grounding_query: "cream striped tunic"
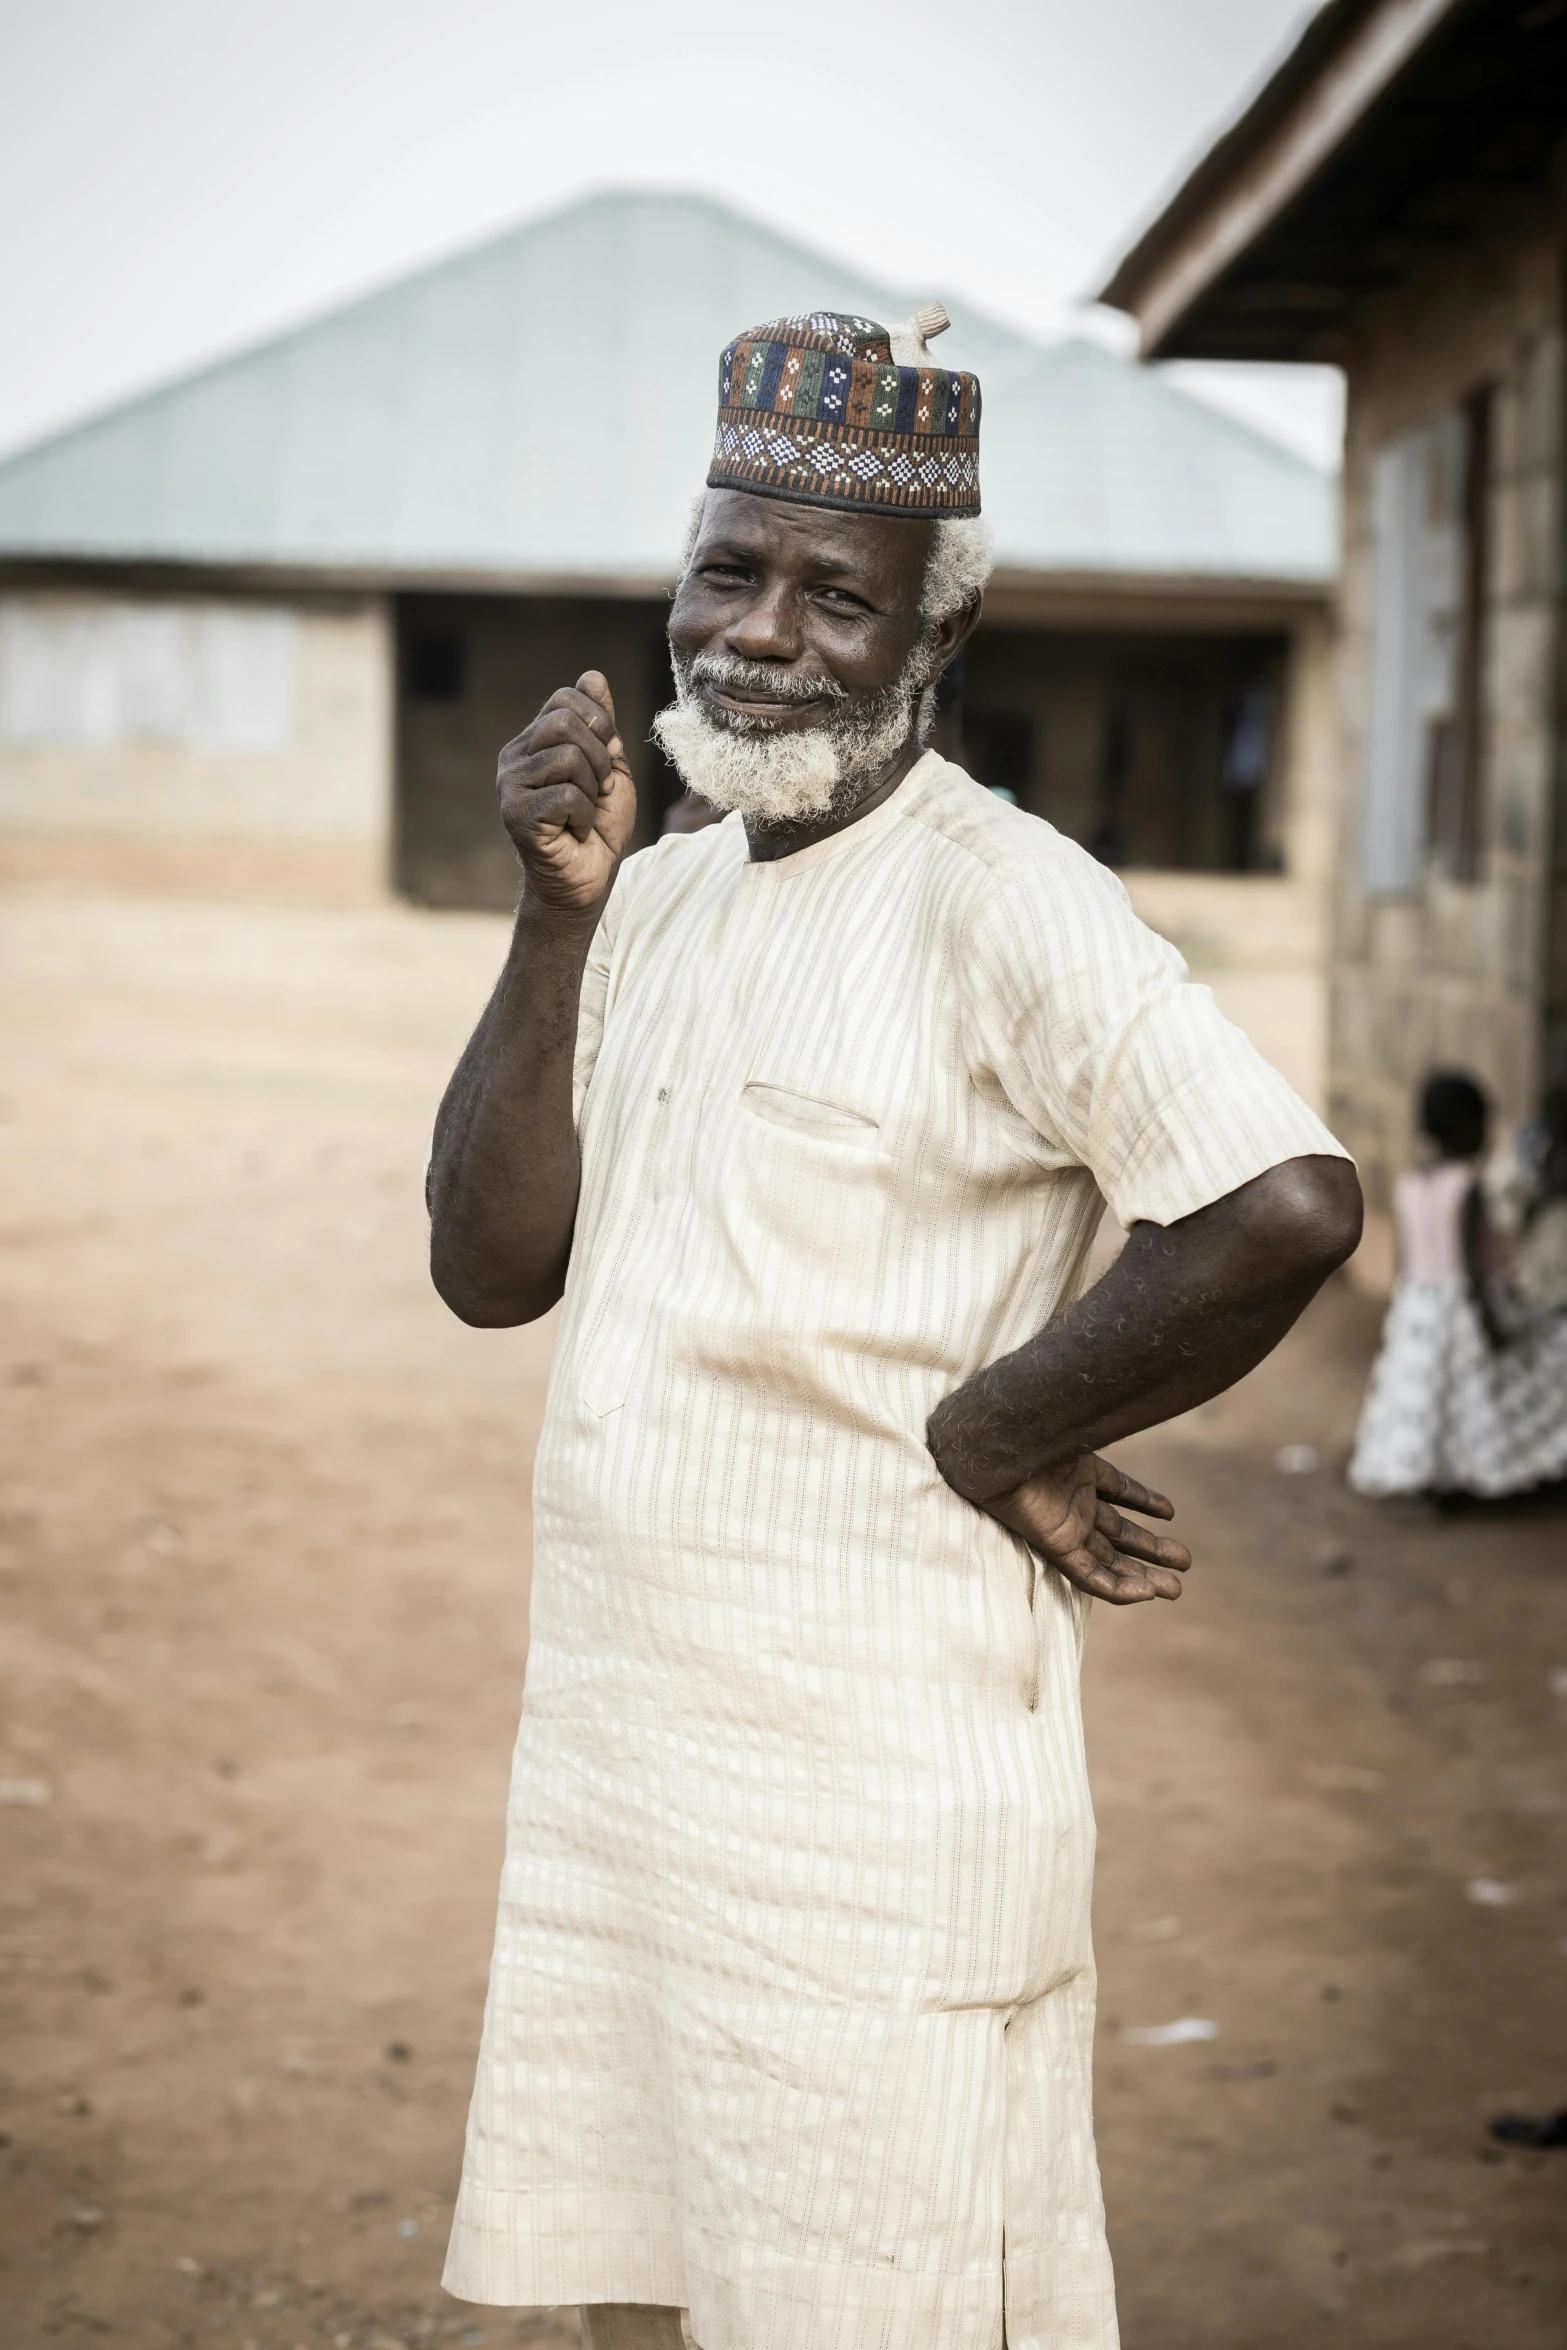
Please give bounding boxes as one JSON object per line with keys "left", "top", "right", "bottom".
{"left": 444, "top": 753, "right": 1343, "bottom": 2348}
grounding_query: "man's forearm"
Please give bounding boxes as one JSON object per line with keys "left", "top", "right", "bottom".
{"left": 927, "top": 1155, "right": 1362, "bottom": 1502}
{"left": 428, "top": 891, "right": 603, "bottom": 1326}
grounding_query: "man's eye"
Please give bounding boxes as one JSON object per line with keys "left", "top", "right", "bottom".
{"left": 700, "top": 564, "right": 750, "bottom": 585}
{"left": 815, "top": 589, "right": 868, "bottom": 612}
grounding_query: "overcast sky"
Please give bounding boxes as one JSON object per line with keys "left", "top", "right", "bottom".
{"left": 0, "top": 0, "right": 1343, "bottom": 468}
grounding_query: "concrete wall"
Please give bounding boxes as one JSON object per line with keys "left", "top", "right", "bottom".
{"left": 1330, "top": 206, "right": 1566, "bottom": 1228}
{"left": 0, "top": 574, "right": 1339, "bottom": 1124}
{"left": 0, "top": 588, "right": 393, "bottom": 900}
{"left": 1277, "top": 607, "right": 1338, "bottom": 893}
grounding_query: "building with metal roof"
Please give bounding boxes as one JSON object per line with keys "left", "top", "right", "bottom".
{"left": 0, "top": 189, "right": 1340, "bottom": 1093}
{"left": 1101, "top": 0, "right": 1567, "bottom": 1231}
{"left": 0, "top": 190, "right": 1333, "bottom": 591}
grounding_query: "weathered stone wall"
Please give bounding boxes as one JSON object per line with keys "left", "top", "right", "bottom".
{"left": 1278, "top": 607, "right": 1338, "bottom": 893}
{"left": 1331, "top": 205, "right": 1565, "bottom": 1221}
{"left": 0, "top": 589, "right": 393, "bottom": 900}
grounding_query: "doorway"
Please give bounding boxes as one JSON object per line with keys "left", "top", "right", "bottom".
{"left": 395, "top": 592, "right": 682, "bottom": 908}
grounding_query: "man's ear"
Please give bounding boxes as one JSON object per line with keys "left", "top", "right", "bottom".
{"left": 920, "top": 596, "right": 982, "bottom": 686}
{"left": 932, "top": 591, "right": 984, "bottom": 670}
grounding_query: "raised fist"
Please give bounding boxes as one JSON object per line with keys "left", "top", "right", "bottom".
{"left": 496, "top": 671, "right": 637, "bottom": 914}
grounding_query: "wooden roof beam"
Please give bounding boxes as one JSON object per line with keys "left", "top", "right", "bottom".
{"left": 1102, "top": 0, "right": 1464, "bottom": 354}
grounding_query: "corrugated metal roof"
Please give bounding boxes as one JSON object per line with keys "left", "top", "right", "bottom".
{"left": 985, "top": 338, "right": 1336, "bottom": 579}
{"left": 0, "top": 189, "right": 1335, "bottom": 586}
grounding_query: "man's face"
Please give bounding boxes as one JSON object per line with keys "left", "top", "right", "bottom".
{"left": 657, "top": 490, "right": 944, "bottom": 823}
{"left": 668, "top": 489, "right": 936, "bottom": 728}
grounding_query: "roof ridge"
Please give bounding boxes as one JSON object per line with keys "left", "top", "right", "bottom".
{"left": 0, "top": 191, "right": 1336, "bottom": 586}
{"left": 0, "top": 185, "right": 1037, "bottom": 481}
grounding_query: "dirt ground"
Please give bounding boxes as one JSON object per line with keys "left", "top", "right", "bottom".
{"left": 1, "top": 884, "right": 1565, "bottom": 2350}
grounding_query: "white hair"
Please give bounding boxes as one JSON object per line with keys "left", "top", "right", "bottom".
{"left": 652, "top": 638, "right": 939, "bottom": 824}
{"left": 920, "top": 515, "right": 994, "bottom": 622}
{"left": 677, "top": 491, "right": 709, "bottom": 577}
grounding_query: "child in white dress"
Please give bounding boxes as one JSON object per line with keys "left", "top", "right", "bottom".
{"left": 1350, "top": 1072, "right": 1567, "bottom": 1498}
{"left": 1487, "top": 1051, "right": 1567, "bottom": 1327}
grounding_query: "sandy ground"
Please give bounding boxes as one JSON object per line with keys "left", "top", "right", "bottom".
{"left": 1, "top": 886, "right": 1565, "bottom": 2350}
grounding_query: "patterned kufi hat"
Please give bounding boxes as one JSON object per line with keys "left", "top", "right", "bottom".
{"left": 707, "top": 305, "right": 981, "bottom": 519}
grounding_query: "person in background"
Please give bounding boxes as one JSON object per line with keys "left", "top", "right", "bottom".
{"left": 1486, "top": 1048, "right": 1567, "bottom": 1329}
{"left": 1350, "top": 1070, "right": 1567, "bottom": 1498}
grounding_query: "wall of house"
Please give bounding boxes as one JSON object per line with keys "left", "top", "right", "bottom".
{"left": 0, "top": 575, "right": 1340, "bottom": 1111}
{"left": 963, "top": 621, "right": 1294, "bottom": 871}
{"left": 1331, "top": 207, "right": 1565, "bottom": 1241}
{"left": 1120, "top": 618, "right": 1335, "bottom": 1112}
{"left": 390, "top": 591, "right": 1338, "bottom": 1099}
{"left": 394, "top": 591, "right": 682, "bottom": 910}
{"left": 0, "top": 587, "right": 393, "bottom": 899}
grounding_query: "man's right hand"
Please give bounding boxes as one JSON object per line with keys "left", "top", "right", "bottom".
{"left": 977, "top": 1453, "right": 1191, "bottom": 1606}
{"left": 498, "top": 670, "right": 637, "bottom": 914}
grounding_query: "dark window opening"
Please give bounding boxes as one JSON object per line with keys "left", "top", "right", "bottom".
{"left": 964, "top": 709, "right": 1034, "bottom": 804}
{"left": 1089, "top": 711, "right": 1132, "bottom": 867}
{"left": 391, "top": 598, "right": 1299, "bottom": 906}
{"left": 394, "top": 592, "right": 692, "bottom": 909}
{"left": 1221, "top": 678, "right": 1279, "bottom": 872}
{"left": 408, "top": 632, "right": 465, "bottom": 701}
{"left": 961, "top": 626, "right": 1289, "bottom": 874}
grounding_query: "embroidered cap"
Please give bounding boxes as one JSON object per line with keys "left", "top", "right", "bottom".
{"left": 706, "top": 305, "right": 981, "bottom": 518}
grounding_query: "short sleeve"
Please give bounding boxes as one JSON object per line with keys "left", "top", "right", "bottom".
{"left": 966, "top": 843, "right": 1350, "bottom": 1228}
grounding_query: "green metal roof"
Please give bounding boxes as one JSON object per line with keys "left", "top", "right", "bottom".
{"left": 0, "top": 190, "right": 1335, "bottom": 587}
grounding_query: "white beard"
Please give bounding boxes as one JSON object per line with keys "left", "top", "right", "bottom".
{"left": 651, "top": 648, "right": 937, "bottom": 824}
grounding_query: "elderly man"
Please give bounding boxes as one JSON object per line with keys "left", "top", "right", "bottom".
{"left": 431, "top": 308, "right": 1360, "bottom": 2350}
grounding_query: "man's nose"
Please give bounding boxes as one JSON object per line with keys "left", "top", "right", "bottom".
{"left": 724, "top": 580, "right": 803, "bottom": 665}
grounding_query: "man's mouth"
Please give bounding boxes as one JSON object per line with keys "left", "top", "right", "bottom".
{"left": 701, "top": 683, "right": 827, "bottom": 726}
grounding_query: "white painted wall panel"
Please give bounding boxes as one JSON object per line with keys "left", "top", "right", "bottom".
{"left": 0, "top": 591, "right": 391, "bottom": 876}
{"left": 0, "top": 598, "right": 298, "bottom": 751}
{"left": 1361, "top": 414, "right": 1464, "bottom": 895}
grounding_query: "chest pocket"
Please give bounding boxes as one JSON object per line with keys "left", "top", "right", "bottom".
{"left": 742, "top": 1082, "right": 880, "bottom": 1144}
{"left": 714, "top": 1080, "right": 893, "bottom": 1347}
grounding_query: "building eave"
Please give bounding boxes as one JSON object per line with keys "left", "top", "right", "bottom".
{"left": 0, "top": 550, "right": 1331, "bottom": 635}
{"left": 1100, "top": 0, "right": 1467, "bottom": 356}
{"left": 0, "top": 553, "right": 681, "bottom": 604}
{"left": 983, "top": 566, "right": 1329, "bottom": 632}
